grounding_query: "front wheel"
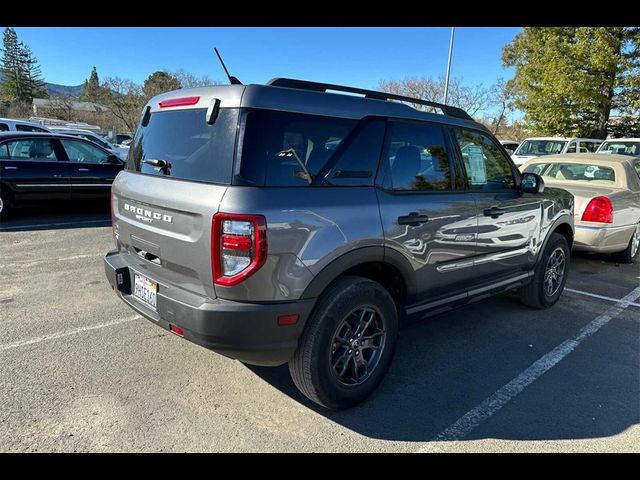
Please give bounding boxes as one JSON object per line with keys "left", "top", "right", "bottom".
{"left": 289, "top": 276, "right": 398, "bottom": 410}
{"left": 519, "top": 232, "right": 570, "bottom": 309}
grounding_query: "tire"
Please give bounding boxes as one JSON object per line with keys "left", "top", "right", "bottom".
{"left": 612, "top": 223, "right": 640, "bottom": 264}
{"left": 289, "top": 276, "right": 399, "bottom": 410}
{"left": 0, "top": 188, "right": 11, "bottom": 220}
{"left": 519, "top": 232, "right": 570, "bottom": 309}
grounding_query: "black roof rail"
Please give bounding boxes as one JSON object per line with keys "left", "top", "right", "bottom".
{"left": 266, "top": 77, "right": 474, "bottom": 122}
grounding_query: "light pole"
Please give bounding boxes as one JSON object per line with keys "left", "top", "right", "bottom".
{"left": 443, "top": 27, "right": 456, "bottom": 105}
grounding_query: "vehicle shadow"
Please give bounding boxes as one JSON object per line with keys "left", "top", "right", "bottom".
{"left": 245, "top": 293, "right": 639, "bottom": 443}
{"left": 0, "top": 204, "right": 111, "bottom": 232}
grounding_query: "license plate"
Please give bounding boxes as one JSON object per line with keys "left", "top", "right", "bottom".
{"left": 133, "top": 274, "right": 157, "bottom": 311}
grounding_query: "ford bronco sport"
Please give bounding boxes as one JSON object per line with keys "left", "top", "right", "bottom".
{"left": 104, "top": 78, "right": 574, "bottom": 409}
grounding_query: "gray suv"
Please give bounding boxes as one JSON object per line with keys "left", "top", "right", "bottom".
{"left": 104, "top": 78, "right": 574, "bottom": 409}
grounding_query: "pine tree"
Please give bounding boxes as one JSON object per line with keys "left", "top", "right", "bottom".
{"left": 0, "top": 27, "right": 24, "bottom": 102}
{"left": 19, "top": 42, "right": 46, "bottom": 101}
{"left": 80, "top": 66, "right": 101, "bottom": 102}
{"left": 0, "top": 28, "right": 47, "bottom": 103}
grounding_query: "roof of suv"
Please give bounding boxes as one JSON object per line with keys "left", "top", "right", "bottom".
{"left": 146, "top": 78, "right": 487, "bottom": 132}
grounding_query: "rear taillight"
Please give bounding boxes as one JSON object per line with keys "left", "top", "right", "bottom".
{"left": 581, "top": 196, "right": 613, "bottom": 223}
{"left": 110, "top": 189, "right": 117, "bottom": 241}
{"left": 212, "top": 213, "right": 267, "bottom": 286}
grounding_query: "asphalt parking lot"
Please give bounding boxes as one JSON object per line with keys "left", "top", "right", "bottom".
{"left": 1, "top": 208, "right": 638, "bottom": 452}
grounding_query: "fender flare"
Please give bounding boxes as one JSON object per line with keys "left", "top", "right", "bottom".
{"left": 300, "top": 246, "right": 418, "bottom": 300}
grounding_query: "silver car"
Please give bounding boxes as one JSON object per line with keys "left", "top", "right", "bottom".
{"left": 522, "top": 153, "right": 640, "bottom": 263}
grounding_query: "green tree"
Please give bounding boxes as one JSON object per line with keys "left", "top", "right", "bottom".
{"left": 142, "top": 71, "right": 181, "bottom": 101}
{"left": 0, "top": 27, "right": 24, "bottom": 103}
{"left": 19, "top": 43, "right": 46, "bottom": 100}
{"left": 80, "top": 66, "right": 101, "bottom": 102}
{"left": 503, "top": 27, "right": 640, "bottom": 139}
{"left": 0, "top": 28, "right": 47, "bottom": 104}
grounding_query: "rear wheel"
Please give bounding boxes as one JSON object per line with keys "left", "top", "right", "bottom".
{"left": 289, "top": 276, "right": 398, "bottom": 410}
{"left": 613, "top": 223, "right": 640, "bottom": 264}
{"left": 519, "top": 233, "right": 570, "bottom": 309}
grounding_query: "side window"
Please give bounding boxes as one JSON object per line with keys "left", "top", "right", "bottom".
{"left": 323, "top": 118, "right": 385, "bottom": 186}
{"left": 0, "top": 143, "right": 9, "bottom": 159}
{"left": 239, "top": 109, "right": 356, "bottom": 187}
{"left": 455, "top": 129, "right": 516, "bottom": 190}
{"left": 382, "top": 121, "right": 452, "bottom": 191}
{"left": 633, "top": 159, "right": 640, "bottom": 181}
{"left": 583, "top": 142, "right": 600, "bottom": 153}
{"left": 60, "top": 139, "right": 109, "bottom": 163}
{"left": 0, "top": 123, "right": 9, "bottom": 132}
{"left": 567, "top": 142, "right": 577, "bottom": 153}
{"left": 15, "top": 124, "right": 47, "bottom": 132}
{"left": 5, "top": 139, "right": 59, "bottom": 161}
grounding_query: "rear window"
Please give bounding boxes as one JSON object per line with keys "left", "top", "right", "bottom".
{"left": 525, "top": 162, "right": 616, "bottom": 185}
{"left": 238, "top": 109, "right": 357, "bottom": 186}
{"left": 128, "top": 108, "right": 239, "bottom": 184}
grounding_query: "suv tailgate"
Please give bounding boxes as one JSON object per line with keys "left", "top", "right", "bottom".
{"left": 112, "top": 171, "right": 226, "bottom": 300}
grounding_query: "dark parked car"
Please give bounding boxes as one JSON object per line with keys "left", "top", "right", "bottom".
{"left": 0, "top": 132, "right": 124, "bottom": 217}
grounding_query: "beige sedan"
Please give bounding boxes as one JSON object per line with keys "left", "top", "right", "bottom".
{"left": 521, "top": 153, "right": 640, "bottom": 263}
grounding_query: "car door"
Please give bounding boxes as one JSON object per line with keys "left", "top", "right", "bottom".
{"left": 453, "top": 127, "right": 543, "bottom": 282}
{"left": 0, "top": 136, "right": 72, "bottom": 204}
{"left": 376, "top": 120, "right": 480, "bottom": 306}
{"left": 58, "top": 138, "right": 124, "bottom": 200}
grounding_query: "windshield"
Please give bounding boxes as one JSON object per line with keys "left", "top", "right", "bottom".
{"left": 128, "top": 108, "right": 239, "bottom": 184}
{"left": 597, "top": 141, "right": 640, "bottom": 157}
{"left": 515, "top": 140, "right": 567, "bottom": 156}
{"left": 524, "top": 162, "right": 616, "bottom": 186}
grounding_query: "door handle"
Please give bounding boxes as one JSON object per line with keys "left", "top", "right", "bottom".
{"left": 398, "top": 212, "right": 430, "bottom": 226}
{"left": 77, "top": 168, "right": 90, "bottom": 171}
{"left": 53, "top": 174, "right": 63, "bottom": 178}
{"left": 3, "top": 166, "right": 17, "bottom": 170}
{"left": 483, "top": 206, "right": 506, "bottom": 219}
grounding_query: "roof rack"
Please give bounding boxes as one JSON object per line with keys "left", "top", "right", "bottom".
{"left": 267, "top": 77, "right": 474, "bottom": 121}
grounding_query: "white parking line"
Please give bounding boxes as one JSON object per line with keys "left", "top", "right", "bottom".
{"left": 416, "top": 285, "right": 640, "bottom": 452}
{"left": 565, "top": 288, "right": 640, "bottom": 308}
{"left": 0, "top": 220, "right": 111, "bottom": 231}
{"left": 0, "top": 315, "right": 139, "bottom": 352}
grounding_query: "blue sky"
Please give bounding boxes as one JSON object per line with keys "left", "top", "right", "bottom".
{"left": 10, "top": 27, "right": 520, "bottom": 91}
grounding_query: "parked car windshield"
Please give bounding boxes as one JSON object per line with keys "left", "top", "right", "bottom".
{"left": 524, "top": 162, "right": 616, "bottom": 186}
{"left": 515, "top": 140, "right": 567, "bottom": 156}
{"left": 597, "top": 141, "right": 640, "bottom": 157}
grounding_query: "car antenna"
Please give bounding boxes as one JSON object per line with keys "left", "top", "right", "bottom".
{"left": 214, "top": 47, "right": 242, "bottom": 85}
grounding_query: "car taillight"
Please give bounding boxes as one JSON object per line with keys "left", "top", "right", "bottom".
{"left": 581, "top": 196, "right": 613, "bottom": 223}
{"left": 212, "top": 213, "right": 267, "bottom": 286}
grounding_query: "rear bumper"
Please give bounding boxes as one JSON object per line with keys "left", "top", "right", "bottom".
{"left": 573, "top": 223, "right": 635, "bottom": 253}
{"left": 104, "top": 249, "right": 314, "bottom": 366}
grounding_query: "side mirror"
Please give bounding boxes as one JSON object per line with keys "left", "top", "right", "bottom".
{"left": 521, "top": 172, "right": 544, "bottom": 194}
{"left": 107, "top": 154, "right": 122, "bottom": 164}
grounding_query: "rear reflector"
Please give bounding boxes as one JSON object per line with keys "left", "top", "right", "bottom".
{"left": 277, "top": 314, "right": 299, "bottom": 326}
{"left": 169, "top": 324, "right": 185, "bottom": 336}
{"left": 159, "top": 96, "right": 200, "bottom": 108}
{"left": 581, "top": 196, "right": 613, "bottom": 223}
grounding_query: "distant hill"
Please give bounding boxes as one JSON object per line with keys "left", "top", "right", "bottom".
{"left": 44, "top": 82, "right": 83, "bottom": 98}
{"left": 0, "top": 72, "right": 83, "bottom": 98}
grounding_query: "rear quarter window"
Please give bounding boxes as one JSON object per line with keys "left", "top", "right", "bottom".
{"left": 238, "top": 109, "right": 357, "bottom": 186}
{"left": 128, "top": 108, "right": 239, "bottom": 184}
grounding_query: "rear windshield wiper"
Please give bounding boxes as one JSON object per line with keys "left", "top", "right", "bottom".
{"left": 143, "top": 158, "right": 171, "bottom": 175}
{"left": 276, "top": 148, "right": 311, "bottom": 184}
